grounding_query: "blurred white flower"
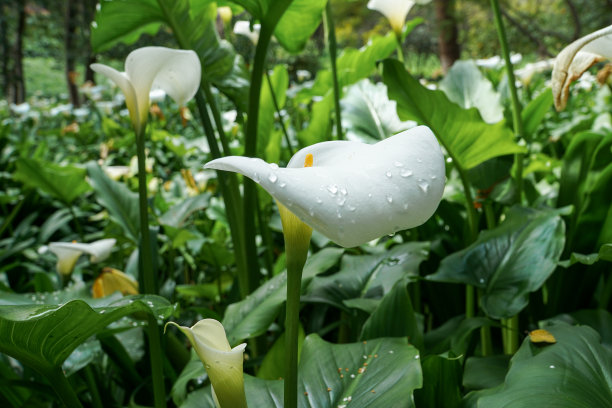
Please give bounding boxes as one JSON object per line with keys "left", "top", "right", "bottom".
{"left": 49, "top": 238, "right": 116, "bottom": 276}
{"left": 234, "top": 20, "right": 260, "bottom": 45}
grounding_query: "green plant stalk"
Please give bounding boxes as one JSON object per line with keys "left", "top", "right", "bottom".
{"left": 285, "top": 257, "right": 304, "bottom": 408}
{"left": 457, "top": 168, "right": 478, "bottom": 319}
{"left": 491, "top": 0, "right": 522, "bottom": 355}
{"left": 44, "top": 366, "right": 83, "bottom": 408}
{"left": 135, "top": 128, "right": 166, "bottom": 408}
{"left": 480, "top": 201, "right": 496, "bottom": 355}
{"left": 194, "top": 91, "right": 249, "bottom": 299}
{"left": 202, "top": 80, "right": 233, "bottom": 157}
{"left": 490, "top": 0, "right": 525, "bottom": 205}
{"left": 265, "top": 71, "right": 294, "bottom": 156}
{"left": 83, "top": 366, "right": 103, "bottom": 408}
{"left": 67, "top": 204, "right": 84, "bottom": 241}
{"left": 395, "top": 35, "right": 405, "bottom": 63}
{"left": 324, "top": 1, "right": 344, "bottom": 140}
{"left": 243, "top": 18, "right": 287, "bottom": 296}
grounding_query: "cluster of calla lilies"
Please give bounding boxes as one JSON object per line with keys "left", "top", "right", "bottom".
{"left": 59, "top": 9, "right": 612, "bottom": 406}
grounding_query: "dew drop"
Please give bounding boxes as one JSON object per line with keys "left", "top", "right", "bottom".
{"left": 385, "top": 170, "right": 392, "bottom": 178}
{"left": 368, "top": 193, "right": 372, "bottom": 198}
{"left": 269, "top": 163, "right": 279, "bottom": 169}
{"left": 403, "top": 203, "right": 409, "bottom": 210}
{"left": 417, "top": 158, "right": 422, "bottom": 163}
{"left": 316, "top": 197, "right": 323, "bottom": 204}
{"left": 339, "top": 187, "right": 348, "bottom": 196}
{"left": 253, "top": 172, "right": 260, "bottom": 182}
{"left": 549, "top": 365, "right": 555, "bottom": 369}
{"left": 309, "top": 209, "right": 315, "bottom": 216}
{"left": 336, "top": 197, "right": 346, "bottom": 206}
{"left": 327, "top": 184, "right": 338, "bottom": 195}
{"left": 279, "top": 181, "right": 286, "bottom": 188}
{"left": 479, "top": 278, "right": 485, "bottom": 284}
{"left": 336, "top": 210, "right": 342, "bottom": 219}
{"left": 415, "top": 355, "right": 420, "bottom": 359}
{"left": 386, "top": 194, "right": 393, "bottom": 204}
{"left": 400, "top": 169, "right": 413, "bottom": 178}
{"left": 347, "top": 204, "right": 356, "bottom": 212}
{"left": 394, "top": 161, "right": 403, "bottom": 167}
{"left": 430, "top": 175, "right": 437, "bottom": 180}
{"left": 268, "top": 173, "right": 278, "bottom": 183}
{"left": 417, "top": 180, "right": 429, "bottom": 193}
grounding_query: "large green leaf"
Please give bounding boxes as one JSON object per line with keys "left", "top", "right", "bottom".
{"left": 13, "top": 157, "right": 91, "bottom": 205}
{"left": 0, "top": 295, "right": 172, "bottom": 372}
{"left": 304, "top": 242, "right": 429, "bottom": 311}
{"left": 476, "top": 322, "right": 612, "bottom": 408}
{"left": 183, "top": 335, "right": 422, "bottom": 408}
{"left": 382, "top": 59, "right": 525, "bottom": 170}
{"left": 222, "top": 248, "right": 343, "bottom": 345}
{"left": 274, "top": 0, "right": 327, "bottom": 53}
{"left": 341, "top": 80, "right": 414, "bottom": 143}
{"left": 521, "top": 88, "right": 553, "bottom": 138}
{"left": 86, "top": 162, "right": 140, "bottom": 242}
{"left": 414, "top": 354, "right": 462, "bottom": 408}
{"left": 257, "top": 324, "right": 305, "bottom": 380}
{"left": 427, "top": 207, "right": 565, "bottom": 319}
{"left": 438, "top": 60, "right": 503, "bottom": 124}
{"left": 360, "top": 279, "right": 422, "bottom": 350}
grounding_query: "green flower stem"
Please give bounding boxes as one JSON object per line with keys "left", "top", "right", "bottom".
{"left": 83, "top": 365, "right": 103, "bottom": 408}
{"left": 135, "top": 128, "right": 166, "bottom": 408}
{"left": 68, "top": 204, "right": 84, "bottom": 241}
{"left": 44, "top": 366, "right": 83, "bottom": 408}
{"left": 503, "top": 315, "right": 519, "bottom": 354}
{"left": 395, "top": 35, "right": 405, "bottom": 63}
{"left": 490, "top": 0, "right": 525, "bottom": 204}
{"left": 194, "top": 91, "right": 249, "bottom": 299}
{"left": 324, "top": 1, "right": 343, "bottom": 140}
{"left": 285, "top": 258, "right": 303, "bottom": 408}
{"left": 278, "top": 201, "right": 312, "bottom": 408}
{"left": 491, "top": 0, "right": 522, "bottom": 354}
{"left": 243, "top": 4, "right": 291, "bottom": 295}
{"left": 202, "top": 80, "right": 233, "bottom": 157}
{"left": 480, "top": 201, "right": 496, "bottom": 355}
{"left": 265, "top": 71, "right": 294, "bottom": 156}
{"left": 456, "top": 167, "right": 478, "bottom": 319}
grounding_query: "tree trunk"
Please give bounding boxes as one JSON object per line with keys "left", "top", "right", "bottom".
{"left": 434, "top": 0, "right": 460, "bottom": 73}
{"left": 11, "top": 0, "right": 26, "bottom": 103}
{"left": 82, "top": 0, "right": 96, "bottom": 83}
{"left": 65, "top": 0, "right": 80, "bottom": 107}
{"left": 0, "top": 1, "right": 10, "bottom": 98}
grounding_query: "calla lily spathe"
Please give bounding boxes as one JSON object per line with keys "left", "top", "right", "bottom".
{"left": 92, "top": 267, "right": 139, "bottom": 298}
{"left": 367, "top": 0, "right": 430, "bottom": 36}
{"left": 233, "top": 21, "right": 261, "bottom": 45}
{"left": 166, "top": 319, "right": 247, "bottom": 408}
{"left": 552, "top": 24, "right": 612, "bottom": 111}
{"left": 205, "top": 126, "right": 445, "bottom": 248}
{"left": 91, "top": 47, "right": 201, "bottom": 134}
{"left": 48, "top": 238, "right": 116, "bottom": 276}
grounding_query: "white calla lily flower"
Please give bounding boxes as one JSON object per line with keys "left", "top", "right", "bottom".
{"left": 205, "top": 126, "right": 445, "bottom": 248}
{"left": 233, "top": 21, "right": 260, "bottom": 45}
{"left": 91, "top": 47, "right": 201, "bottom": 134}
{"left": 166, "top": 319, "right": 247, "bottom": 408}
{"left": 552, "top": 24, "right": 612, "bottom": 111}
{"left": 367, "top": 0, "right": 430, "bottom": 36}
{"left": 48, "top": 239, "right": 116, "bottom": 275}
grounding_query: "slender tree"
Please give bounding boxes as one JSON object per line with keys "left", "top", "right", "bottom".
{"left": 10, "top": 0, "right": 26, "bottom": 103}
{"left": 65, "top": 0, "right": 80, "bottom": 106}
{"left": 434, "top": 0, "right": 460, "bottom": 73}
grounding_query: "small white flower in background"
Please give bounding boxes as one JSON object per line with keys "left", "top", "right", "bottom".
{"left": 10, "top": 102, "right": 31, "bottom": 115}
{"left": 49, "top": 104, "right": 73, "bottom": 117}
{"left": 91, "top": 47, "right": 201, "bottom": 134}
{"left": 218, "top": 6, "right": 232, "bottom": 25}
{"left": 233, "top": 20, "right": 260, "bottom": 45}
{"left": 205, "top": 126, "right": 445, "bottom": 248}
{"left": 103, "top": 165, "right": 131, "bottom": 180}
{"left": 48, "top": 238, "right": 116, "bottom": 276}
{"left": 296, "top": 69, "right": 311, "bottom": 82}
{"left": 552, "top": 24, "right": 612, "bottom": 110}
{"left": 367, "top": 0, "right": 431, "bottom": 36}
{"left": 166, "top": 319, "right": 248, "bottom": 408}
{"left": 149, "top": 88, "right": 167, "bottom": 104}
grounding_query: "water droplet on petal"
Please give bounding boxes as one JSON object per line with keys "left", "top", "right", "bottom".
{"left": 386, "top": 194, "right": 393, "bottom": 204}
{"left": 394, "top": 161, "right": 403, "bottom": 167}
{"left": 268, "top": 173, "right": 277, "bottom": 183}
{"left": 400, "top": 169, "right": 413, "bottom": 178}
{"left": 403, "top": 203, "right": 409, "bottom": 210}
{"left": 336, "top": 209, "right": 342, "bottom": 219}
{"left": 418, "top": 180, "right": 429, "bottom": 193}
{"left": 347, "top": 204, "right": 356, "bottom": 212}
{"left": 340, "top": 187, "right": 348, "bottom": 196}
{"left": 279, "top": 181, "right": 286, "bottom": 188}
{"left": 253, "top": 172, "right": 260, "bottom": 182}
{"left": 430, "top": 175, "right": 437, "bottom": 180}
{"left": 309, "top": 209, "right": 315, "bottom": 216}
{"left": 368, "top": 193, "right": 372, "bottom": 198}
{"left": 336, "top": 196, "right": 346, "bottom": 206}
{"left": 327, "top": 184, "right": 338, "bottom": 195}
{"left": 417, "top": 158, "right": 422, "bottom": 163}
{"left": 549, "top": 365, "right": 555, "bottom": 369}
{"left": 316, "top": 197, "right": 323, "bottom": 204}
{"left": 385, "top": 170, "right": 392, "bottom": 178}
